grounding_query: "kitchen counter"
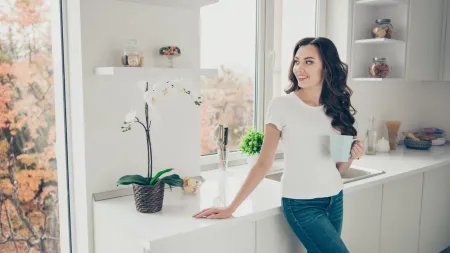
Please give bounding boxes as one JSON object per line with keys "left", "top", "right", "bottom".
{"left": 93, "top": 145, "right": 450, "bottom": 253}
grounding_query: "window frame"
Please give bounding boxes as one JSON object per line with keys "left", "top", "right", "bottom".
{"left": 59, "top": 0, "right": 91, "bottom": 252}
{"left": 200, "top": 0, "right": 327, "bottom": 167}
{"left": 51, "top": 0, "right": 74, "bottom": 250}
{"left": 200, "top": 0, "right": 266, "bottom": 166}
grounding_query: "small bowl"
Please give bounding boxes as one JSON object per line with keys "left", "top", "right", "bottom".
{"left": 432, "top": 138, "right": 446, "bottom": 146}
{"left": 404, "top": 137, "right": 432, "bottom": 150}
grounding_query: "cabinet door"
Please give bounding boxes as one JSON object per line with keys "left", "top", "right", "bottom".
{"left": 419, "top": 166, "right": 450, "bottom": 253}
{"left": 150, "top": 221, "right": 256, "bottom": 253}
{"left": 406, "top": 0, "right": 445, "bottom": 81}
{"left": 256, "top": 214, "right": 306, "bottom": 253}
{"left": 341, "top": 185, "right": 383, "bottom": 253}
{"left": 380, "top": 173, "right": 423, "bottom": 253}
{"left": 444, "top": 0, "right": 450, "bottom": 81}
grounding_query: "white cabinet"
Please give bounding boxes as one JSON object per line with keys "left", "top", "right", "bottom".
{"left": 443, "top": 0, "right": 450, "bottom": 81}
{"left": 419, "top": 166, "right": 450, "bottom": 253}
{"left": 256, "top": 214, "right": 306, "bottom": 253}
{"left": 380, "top": 173, "right": 423, "bottom": 253}
{"left": 341, "top": 185, "right": 383, "bottom": 253}
{"left": 149, "top": 221, "right": 256, "bottom": 253}
{"left": 406, "top": 0, "right": 445, "bottom": 81}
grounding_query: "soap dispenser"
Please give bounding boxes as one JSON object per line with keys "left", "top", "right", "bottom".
{"left": 376, "top": 137, "right": 390, "bottom": 153}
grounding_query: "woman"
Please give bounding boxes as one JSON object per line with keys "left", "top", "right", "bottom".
{"left": 193, "top": 37, "right": 365, "bottom": 253}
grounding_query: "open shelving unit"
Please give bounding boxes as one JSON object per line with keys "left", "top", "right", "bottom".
{"left": 351, "top": 0, "right": 410, "bottom": 81}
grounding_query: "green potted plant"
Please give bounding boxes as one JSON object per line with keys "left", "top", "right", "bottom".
{"left": 239, "top": 129, "right": 264, "bottom": 168}
{"left": 117, "top": 79, "right": 202, "bottom": 213}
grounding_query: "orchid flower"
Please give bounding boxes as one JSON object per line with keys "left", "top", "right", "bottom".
{"left": 125, "top": 110, "right": 136, "bottom": 123}
{"left": 144, "top": 90, "right": 156, "bottom": 105}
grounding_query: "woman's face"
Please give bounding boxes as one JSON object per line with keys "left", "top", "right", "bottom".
{"left": 292, "top": 45, "right": 324, "bottom": 89}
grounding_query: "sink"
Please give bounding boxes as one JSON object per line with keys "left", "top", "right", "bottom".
{"left": 265, "top": 165, "right": 385, "bottom": 184}
{"left": 265, "top": 172, "right": 283, "bottom": 182}
{"left": 340, "top": 165, "right": 385, "bottom": 184}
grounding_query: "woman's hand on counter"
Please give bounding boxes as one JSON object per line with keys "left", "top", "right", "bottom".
{"left": 192, "top": 206, "right": 235, "bottom": 219}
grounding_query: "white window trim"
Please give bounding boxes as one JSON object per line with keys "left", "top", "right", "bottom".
{"left": 51, "top": 0, "right": 72, "bottom": 252}
{"left": 61, "top": 0, "right": 91, "bottom": 252}
{"left": 317, "top": 0, "right": 328, "bottom": 37}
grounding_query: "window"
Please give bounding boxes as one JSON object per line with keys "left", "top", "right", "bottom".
{"left": 198, "top": 0, "right": 321, "bottom": 162}
{"left": 199, "top": 0, "right": 258, "bottom": 156}
{"left": 269, "top": 0, "right": 320, "bottom": 98}
{"left": 0, "top": 0, "right": 70, "bottom": 252}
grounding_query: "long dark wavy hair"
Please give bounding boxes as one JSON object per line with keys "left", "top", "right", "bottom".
{"left": 286, "top": 37, "right": 357, "bottom": 136}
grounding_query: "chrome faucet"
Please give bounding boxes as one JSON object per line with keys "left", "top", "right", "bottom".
{"left": 211, "top": 124, "right": 229, "bottom": 171}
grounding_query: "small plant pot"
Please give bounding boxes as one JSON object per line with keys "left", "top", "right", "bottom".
{"left": 132, "top": 181, "right": 165, "bottom": 213}
{"left": 246, "top": 154, "right": 260, "bottom": 168}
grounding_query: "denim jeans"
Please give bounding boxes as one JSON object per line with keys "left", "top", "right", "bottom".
{"left": 281, "top": 191, "right": 349, "bottom": 253}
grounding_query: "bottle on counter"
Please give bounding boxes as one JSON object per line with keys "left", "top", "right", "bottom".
{"left": 365, "top": 116, "right": 378, "bottom": 155}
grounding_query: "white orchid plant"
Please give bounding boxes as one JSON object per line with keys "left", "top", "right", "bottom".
{"left": 116, "top": 78, "right": 202, "bottom": 188}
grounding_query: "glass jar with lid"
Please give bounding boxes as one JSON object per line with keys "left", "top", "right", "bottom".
{"left": 121, "top": 39, "right": 143, "bottom": 67}
{"left": 371, "top": 19, "right": 393, "bottom": 39}
{"left": 369, "top": 57, "right": 389, "bottom": 78}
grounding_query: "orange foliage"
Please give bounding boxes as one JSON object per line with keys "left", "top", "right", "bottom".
{"left": 200, "top": 68, "right": 255, "bottom": 155}
{"left": 0, "top": 0, "right": 60, "bottom": 252}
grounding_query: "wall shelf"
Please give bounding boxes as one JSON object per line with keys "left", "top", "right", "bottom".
{"left": 355, "top": 38, "right": 405, "bottom": 44}
{"left": 353, "top": 77, "right": 403, "bottom": 81}
{"left": 356, "top": 0, "right": 406, "bottom": 6}
{"left": 94, "top": 67, "right": 218, "bottom": 77}
{"left": 116, "top": 0, "right": 218, "bottom": 9}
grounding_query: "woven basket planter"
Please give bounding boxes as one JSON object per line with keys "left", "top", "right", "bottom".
{"left": 132, "top": 181, "right": 165, "bottom": 213}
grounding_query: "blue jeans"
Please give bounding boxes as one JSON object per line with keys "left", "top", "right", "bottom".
{"left": 281, "top": 191, "right": 349, "bottom": 253}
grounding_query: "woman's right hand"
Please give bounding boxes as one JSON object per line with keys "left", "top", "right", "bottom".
{"left": 192, "top": 124, "right": 281, "bottom": 220}
{"left": 192, "top": 206, "right": 234, "bottom": 219}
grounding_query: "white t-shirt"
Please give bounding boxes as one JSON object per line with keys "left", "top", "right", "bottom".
{"left": 265, "top": 92, "right": 343, "bottom": 199}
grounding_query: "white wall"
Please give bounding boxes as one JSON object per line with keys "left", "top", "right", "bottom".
{"left": 350, "top": 80, "right": 450, "bottom": 140}
{"left": 78, "top": 1, "right": 202, "bottom": 252}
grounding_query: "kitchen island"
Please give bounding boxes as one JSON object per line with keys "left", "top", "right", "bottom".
{"left": 93, "top": 145, "right": 450, "bottom": 253}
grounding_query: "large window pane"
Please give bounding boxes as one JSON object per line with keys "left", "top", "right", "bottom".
{"left": 272, "top": 0, "right": 317, "bottom": 97}
{"left": 0, "top": 0, "right": 64, "bottom": 252}
{"left": 199, "top": 0, "right": 257, "bottom": 155}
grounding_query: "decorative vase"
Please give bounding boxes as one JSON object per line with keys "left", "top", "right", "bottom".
{"left": 246, "top": 154, "right": 259, "bottom": 168}
{"left": 132, "top": 181, "right": 165, "bottom": 213}
{"left": 166, "top": 55, "right": 178, "bottom": 68}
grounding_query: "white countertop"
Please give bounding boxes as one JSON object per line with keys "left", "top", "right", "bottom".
{"left": 93, "top": 145, "right": 450, "bottom": 253}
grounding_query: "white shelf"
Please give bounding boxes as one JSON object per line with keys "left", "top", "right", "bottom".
{"left": 94, "top": 67, "right": 218, "bottom": 77}
{"left": 356, "top": 0, "right": 406, "bottom": 6}
{"left": 355, "top": 38, "right": 405, "bottom": 44}
{"left": 353, "top": 77, "right": 403, "bottom": 81}
{"left": 116, "top": 0, "right": 218, "bottom": 9}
